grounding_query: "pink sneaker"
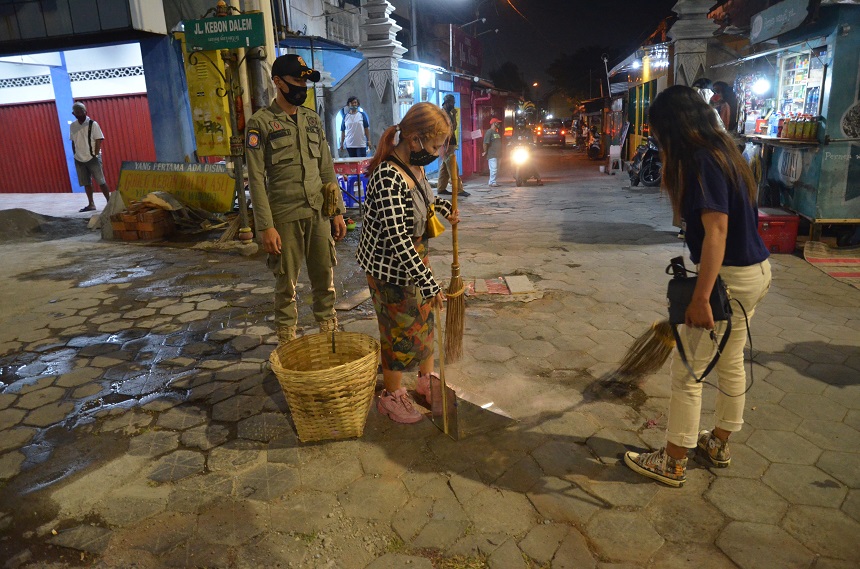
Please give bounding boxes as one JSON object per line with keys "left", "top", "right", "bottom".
{"left": 416, "top": 372, "right": 444, "bottom": 416}
{"left": 415, "top": 372, "right": 439, "bottom": 398}
{"left": 377, "top": 388, "right": 423, "bottom": 424}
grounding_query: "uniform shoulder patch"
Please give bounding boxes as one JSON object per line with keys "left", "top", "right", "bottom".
{"left": 247, "top": 128, "right": 261, "bottom": 149}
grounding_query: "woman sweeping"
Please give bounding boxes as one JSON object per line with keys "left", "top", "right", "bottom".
{"left": 356, "top": 102, "right": 460, "bottom": 424}
{"left": 623, "top": 85, "right": 772, "bottom": 487}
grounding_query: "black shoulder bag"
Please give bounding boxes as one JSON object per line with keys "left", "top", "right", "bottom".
{"left": 666, "top": 256, "right": 733, "bottom": 382}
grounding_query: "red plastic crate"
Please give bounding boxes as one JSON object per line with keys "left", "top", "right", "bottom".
{"left": 758, "top": 207, "right": 799, "bottom": 254}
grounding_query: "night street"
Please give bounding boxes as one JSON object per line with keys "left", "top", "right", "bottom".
{"left": 1, "top": 148, "right": 858, "bottom": 568}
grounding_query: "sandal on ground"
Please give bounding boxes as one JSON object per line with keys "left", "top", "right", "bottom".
{"left": 79, "top": 205, "right": 96, "bottom": 212}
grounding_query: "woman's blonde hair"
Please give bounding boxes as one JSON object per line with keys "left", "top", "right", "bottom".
{"left": 366, "top": 102, "right": 452, "bottom": 174}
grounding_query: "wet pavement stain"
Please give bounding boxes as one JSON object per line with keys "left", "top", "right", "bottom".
{"left": 0, "top": 236, "right": 372, "bottom": 566}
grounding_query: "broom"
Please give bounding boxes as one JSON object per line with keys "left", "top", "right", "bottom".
{"left": 615, "top": 320, "right": 675, "bottom": 378}
{"left": 444, "top": 173, "right": 466, "bottom": 363}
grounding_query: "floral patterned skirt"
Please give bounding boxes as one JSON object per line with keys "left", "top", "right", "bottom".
{"left": 366, "top": 239, "right": 434, "bottom": 371}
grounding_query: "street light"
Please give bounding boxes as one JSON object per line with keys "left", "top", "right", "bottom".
{"left": 532, "top": 82, "right": 539, "bottom": 87}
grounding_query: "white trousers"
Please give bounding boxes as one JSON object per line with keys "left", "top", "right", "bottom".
{"left": 666, "top": 260, "right": 772, "bottom": 448}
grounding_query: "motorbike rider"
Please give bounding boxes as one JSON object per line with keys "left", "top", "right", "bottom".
{"left": 509, "top": 126, "right": 543, "bottom": 186}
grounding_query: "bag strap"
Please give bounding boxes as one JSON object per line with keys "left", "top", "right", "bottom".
{"left": 387, "top": 155, "right": 431, "bottom": 209}
{"left": 672, "top": 318, "right": 732, "bottom": 383}
{"left": 87, "top": 119, "right": 95, "bottom": 158}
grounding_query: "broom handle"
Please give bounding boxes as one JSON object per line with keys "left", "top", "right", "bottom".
{"left": 451, "top": 172, "right": 459, "bottom": 267}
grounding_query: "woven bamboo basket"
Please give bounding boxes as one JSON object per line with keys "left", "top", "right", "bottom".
{"left": 269, "top": 331, "right": 380, "bottom": 443}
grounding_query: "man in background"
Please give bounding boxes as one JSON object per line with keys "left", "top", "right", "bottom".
{"left": 436, "top": 94, "right": 470, "bottom": 197}
{"left": 482, "top": 117, "right": 503, "bottom": 187}
{"left": 70, "top": 101, "right": 111, "bottom": 212}
{"left": 339, "top": 96, "right": 373, "bottom": 157}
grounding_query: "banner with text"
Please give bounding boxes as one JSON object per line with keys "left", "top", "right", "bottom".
{"left": 118, "top": 162, "right": 234, "bottom": 213}
{"left": 449, "top": 25, "right": 483, "bottom": 76}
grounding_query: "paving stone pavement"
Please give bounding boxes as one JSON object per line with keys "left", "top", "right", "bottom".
{"left": 0, "top": 150, "right": 858, "bottom": 568}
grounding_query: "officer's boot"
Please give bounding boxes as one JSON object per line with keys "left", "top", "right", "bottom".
{"left": 276, "top": 326, "right": 297, "bottom": 346}
{"left": 319, "top": 316, "right": 339, "bottom": 333}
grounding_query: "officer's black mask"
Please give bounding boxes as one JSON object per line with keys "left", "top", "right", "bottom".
{"left": 278, "top": 76, "right": 308, "bottom": 106}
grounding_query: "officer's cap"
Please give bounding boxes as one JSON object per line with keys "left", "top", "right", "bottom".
{"left": 272, "top": 54, "right": 320, "bottom": 82}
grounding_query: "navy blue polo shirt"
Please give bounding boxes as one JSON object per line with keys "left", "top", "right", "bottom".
{"left": 682, "top": 150, "right": 769, "bottom": 267}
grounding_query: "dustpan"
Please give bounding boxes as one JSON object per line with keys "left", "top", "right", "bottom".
{"left": 430, "top": 308, "right": 514, "bottom": 440}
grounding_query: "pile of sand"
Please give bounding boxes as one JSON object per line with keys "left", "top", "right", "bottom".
{"left": 0, "top": 209, "right": 89, "bottom": 242}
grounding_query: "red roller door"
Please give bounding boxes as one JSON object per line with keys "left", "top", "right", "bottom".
{"left": 0, "top": 101, "right": 70, "bottom": 193}
{"left": 75, "top": 95, "right": 157, "bottom": 192}
{"left": 0, "top": 94, "right": 156, "bottom": 194}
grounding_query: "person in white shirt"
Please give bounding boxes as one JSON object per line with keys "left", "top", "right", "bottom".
{"left": 69, "top": 101, "right": 111, "bottom": 212}
{"left": 339, "top": 96, "right": 373, "bottom": 157}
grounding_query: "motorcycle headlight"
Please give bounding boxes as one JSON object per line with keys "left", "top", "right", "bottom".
{"left": 512, "top": 147, "right": 529, "bottom": 165}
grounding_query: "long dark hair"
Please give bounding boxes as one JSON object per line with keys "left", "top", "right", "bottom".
{"left": 365, "top": 102, "right": 451, "bottom": 175}
{"left": 648, "top": 85, "right": 756, "bottom": 215}
{"left": 712, "top": 81, "right": 738, "bottom": 132}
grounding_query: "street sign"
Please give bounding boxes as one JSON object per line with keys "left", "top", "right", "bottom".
{"left": 185, "top": 13, "right": 265, "bottom": 52}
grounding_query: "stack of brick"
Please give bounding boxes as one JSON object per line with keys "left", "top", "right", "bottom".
{"left": 110, "top": 204, "right": 175, "bottom": 241}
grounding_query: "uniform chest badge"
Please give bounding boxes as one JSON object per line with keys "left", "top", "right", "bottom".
{"left": 307, "top": 117, "right": 318, "bottom": 128}
{"left": 270, "top": 121, "right": 284, "bottom": 131}
{"left": 246, "top": 128, "right": 261, "bottom": 148}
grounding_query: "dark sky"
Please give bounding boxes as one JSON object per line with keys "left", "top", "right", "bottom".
{"left": 424, "top": 0, "right": 678, "bottom": 95}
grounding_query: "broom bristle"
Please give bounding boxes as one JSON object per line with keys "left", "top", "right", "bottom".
{"left": 444, "top": 276, "right": 465, "bottom": 363}
{"left": 616, "top": 320, "right": 675, "bottom": 378}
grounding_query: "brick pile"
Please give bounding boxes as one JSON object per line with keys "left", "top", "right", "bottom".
{"left": 110, "top": 204, "right": 175, "bottom": 241}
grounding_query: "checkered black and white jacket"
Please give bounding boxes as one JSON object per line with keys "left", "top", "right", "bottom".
{"left": 356, "top": 161, "right": 453, "bottom": 300}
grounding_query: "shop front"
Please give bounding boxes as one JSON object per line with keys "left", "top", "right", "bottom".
{"left": 727, "top": 2, "right": 860, "bottom": 237}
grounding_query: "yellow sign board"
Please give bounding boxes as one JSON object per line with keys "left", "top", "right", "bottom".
{"left": 118, "top": 162, "right": 234, "bottom": 213}
{"left": 178, "top": 32, "right": 232, "bottom": 157}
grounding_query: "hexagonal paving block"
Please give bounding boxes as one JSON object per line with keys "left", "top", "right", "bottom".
{"left": 338, "top": 476, "right": 408, "bottom": 521}
{"left": 646, "top": 493, "right": 726, "bottom": 544}
{"left": 708, "top": 443, "right": 770, "bottom": 480}
{"left": 15, "top": 386, "right": 66, "bottom": 410}
{"left": 526, "top": 476, "right": 602, "bottom": 526}
{"left": 0, "top": 408, "right": 26, "bottom": 430}
{"left": 532, "top": 440, "right": 604, "bottom": 480}
{"left": 22, "top": 401, "right": 74, "bottom": 427}
{"left": 237, "top": 412, "right": 293, "bottom": 442}
{"left": 704, "top": 478, "right": 788, "bottom": 524}
{"left": 464, "top": 487, "right": 539, "bottom": 535}
{"left": 762, "top": 463, "right": 847, "bottom": 508}
{"left": 99, "top": 409, "right": 153, "bottom": 435}
{"left": 586, "top": 510, "right": 663, "bottom": 563}
{"left": 127, "top": 431, "right": 180, "bottom": 458}
{"left": 97, "top": 482, "right": 171, "bottom": 527}
{"left": 235, "top": 462, "right": 300, "bottom": 502}
{"left": 716, "top": 521, "right": 814, "bottom": 569}
{"left": 156, "top": 406, "right": 207, "bottom": 431}
{"left": 779, "top": 392, "right": 847, "bottom": 422}
{"left": 842, "top": 489, "right": 860, "bottom": 523}
{"left": 48, "top": 524, "right": 112, "bottom": 554}
{"left": 148, "top": 450, "right": 205, "bottom": 482}
{"left": 300, "top": 453, "right": 364, "bottom": 493}
{"left": 826, "top": 385, "right": 860, "bottom": 411}
{"left": 0, "top": 450, "right": 25, "bottom": 480}
{"left": 473, "top": 344, "right": 517, "bottom": 363}
{"left": 211, "top": 394, "right": 265, "bottom": 422}
{"left": 782, "top": 505, "right": 860, "bottom": 561}
{"left": 743, "top": 403, "right": 803, "bottom": 431}
{"left": 167, "top": 472, "right": 235, "bottom": 514}
{"left": 796, "top": 420, "right": 860, "bottom": 453}
{"left": 746, "top": 429, "right": 822, "bottom": 465}
{"left": 269, "top": 490, "right": 338, "bottom": 535}
{"left": 518, "top": 523, "right": 569, "bottom": 565}
{"left": 816, "top": 451, "right": 860, "bottom": 489}
{"left": 180, "top": 423, "right": 229, "bottom": 451}
{"left": 196, "top": 498, "right": 268, "bottom": 546}
{"left": 207, "top": 440, "right": 266, "bottom": 473}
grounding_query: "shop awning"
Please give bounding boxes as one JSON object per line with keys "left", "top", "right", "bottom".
{"left": 277, "top": 35, "right": 355, "bottom": 52}
{"left": 710, "top": 37, "right": 826, "bottom": 68}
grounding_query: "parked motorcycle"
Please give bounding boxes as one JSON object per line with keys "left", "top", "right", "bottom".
{"left": 628, "top": 136, "right": 662, "bottom": 187}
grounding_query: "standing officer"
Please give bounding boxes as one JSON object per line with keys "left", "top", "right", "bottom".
{"left": 436, "top": 94, "right": 469, "bottom": 197}
{"left": 246, "top": 54, "right": 347, "bottom": 345}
